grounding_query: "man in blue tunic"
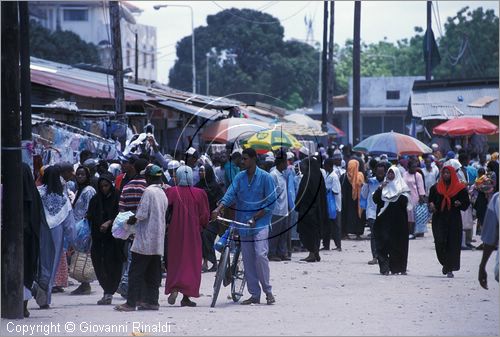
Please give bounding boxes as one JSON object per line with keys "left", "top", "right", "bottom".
{"left": 212, "top": 148, "right": 277, "bottom": 305}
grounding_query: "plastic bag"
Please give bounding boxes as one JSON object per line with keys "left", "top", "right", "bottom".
{"left": 112, "top": 211, "right": 135, "bottom": 240}
{"left": 326, "top": 190, "right": 337, "bottom": 220}
{"left": 74, "top": 218, "right": 92, "bottom": 253}
{"left": 414, "top": 203, "right": 429, "bottom": 234}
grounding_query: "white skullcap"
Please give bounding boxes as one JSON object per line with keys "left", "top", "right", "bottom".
{"left": 299, "top": 146, "right": 310, "bottom": 156}
{"left": 167, "top": 160, "right": 180, "bottom": 170}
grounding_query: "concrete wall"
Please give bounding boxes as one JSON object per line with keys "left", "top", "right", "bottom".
{"left": 348, "top": 76, "right": 424, "bottom": 107}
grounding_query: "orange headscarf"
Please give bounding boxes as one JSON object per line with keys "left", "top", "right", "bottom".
{"left": 436, "top": 166, "right": 466, "bottom": 211}
{"left": 347, "top": 160, "right": 365, "bottom": 217}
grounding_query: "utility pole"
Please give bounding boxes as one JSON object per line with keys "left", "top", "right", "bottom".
{"left": 135, "top": 31, "right": 139, "bottom": 84}
{"left": 426, "top": 1, "right": 432, "bottom": 80}
{"left": 352, "top": 1, "right": 361, "bottom": 145}
{"left": 19, "top": 1, "right": 33, "bottom": 166}
{"left": 1, "top": 1, "right": 24, "bottom": 319}
{"left": 321, "top": 1, "right": 328, "bottom": 132}
{"left": 327, "top": 1, "right": 335, "bottom": 121}
{"left": 109, "top": 1, "right": 125, "bottom": 117}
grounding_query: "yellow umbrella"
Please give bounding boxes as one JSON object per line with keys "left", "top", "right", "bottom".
{"left": 243, "top": 128, "right": 302, "bottom": 154}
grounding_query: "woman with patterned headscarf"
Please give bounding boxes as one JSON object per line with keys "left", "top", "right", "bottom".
{"left": 340, "top": 159, "right": 365, "bottom": 239}
{"left": 372, "top": 166, "right": 412, "bottom": 275}
{"left": 428, "top": 166, "right": 470, "bottom": 278}
{"left": 165, "top": 165, "right": 210, "bottom": 307}
{"left": 33, "top": 165, "right": 75, "bottom": 309}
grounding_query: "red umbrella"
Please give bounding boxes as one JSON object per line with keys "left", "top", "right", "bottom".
{"left": 433, "top": 117, "right": 499, "bottom": 136}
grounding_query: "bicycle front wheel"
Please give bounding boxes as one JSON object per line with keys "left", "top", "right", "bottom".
{"left": 231, "top": 247, "right": 246, "bottom": 302}
{"left": 211, "top": 246, "right": 230, "bottom": 308}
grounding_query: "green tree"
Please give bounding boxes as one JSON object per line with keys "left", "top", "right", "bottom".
{"left": 433, "top": 6, "right": 499, "bottom": 78}
{"left": 168, "top": 8, "right": 319, "bottom": 108}
{"left": 333, "top": 6, "right": 498, "bottom": 94}
{"left": 29, "top": 20, "right": 100, "bottom": 65}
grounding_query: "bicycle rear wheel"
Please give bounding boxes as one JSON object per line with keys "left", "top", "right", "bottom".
{"left": 231, "top": 247, "right": 246, "bottom": 302}
{"left": 211, "top": 246, "right": 230, "bottom": 308}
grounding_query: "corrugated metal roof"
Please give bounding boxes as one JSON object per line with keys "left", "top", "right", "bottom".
{"left": 31, "top": 58, "right": 153, "bottom": 101}
{"left": 411, "top": 85, "right": 499, "bottom": 120}
{"left": 157, "top": 100, "right": 225, "bottom": 121}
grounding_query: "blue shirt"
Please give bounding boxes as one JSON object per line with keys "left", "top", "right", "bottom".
{"left": 220, "top": 167, "right": 276, "bottom": 237}
{"left": 361, "top": 177, "right": 383, "bottom": 220}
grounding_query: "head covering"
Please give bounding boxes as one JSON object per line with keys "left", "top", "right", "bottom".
{"left": 286, "top": 151, "right": 295, "bottom": 160}
{"left": 295, "top": 158, "right": 328, "bottom": 225}
{"left": 176, "top": 165, "right": 194, "bottom": 186}
{"left": 299, "top": 146, "right": 310, "bottom": 156}
{"left": 332, "top": 149, "right": 342, "bottom": 160}
{"left": 347, "top": 160, "right": 364, "bottom": 201}
{"left": 378, "top": 166, "right": 412, "bottom": 216}
{"left": 185, "top": 147, "right": 199, "bottom": 158}
{"left": 141, "top": 164, "right": 163, "bottom": 177}
{"left": 491, "top": 152, "right": 499, "bottom": 161}
{"left": 83, "top": 158, "right": 98, "bottom": 169}
{"left": 432, "top": 143, "right": 439, "bottom": 150}
{"left": 108, "top": 163, "right": 121, "bottom": 177}
{"left": 41, "top": 165, "right": 64, "bottom": 196}
{"left": 38, "top": 165, "right": 72, "bottom": 229}
{"left": 167, "top": 160, "right": 180, "bottom": 170}
{"left": 265, "top": 151, "right": 275, "bottom": 163}
{"left": 444, "top": 158, "right": 462, "bottom": 171}
{"left": 446, "top": 151, "right": 456, "bottom": 160}
{"left": 380, "top": 154, "right": 388, "bottom": 162}
{"left": 98, "top": 172, "right": 115, "bottom": 187}
{"left": 436, "top": 166, "right": 466, "bottom": 211}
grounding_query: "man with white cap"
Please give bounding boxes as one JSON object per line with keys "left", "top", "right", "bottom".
{"left": 185, "top": 147, "right": 201, "bottom": 185}
{"left": 166, "top": 160, "right": 180, "bottom": 186}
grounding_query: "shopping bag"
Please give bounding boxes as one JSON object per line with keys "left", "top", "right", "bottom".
{"left": 69, "top": 252, "right": 96, "bottom": 283}
{"left": 326, "top": 190, "right": 337, "bottom": 220}
{"left": 461, "top": 206, "right": 474, "bottom": 230}
{"left": 414, "top": 203, "right": 429, "bottom": 234}
{"left": 111, "top": 211, "right": 135, "bottom": 240}
{"left": 73, "top": 218, "right": 92, "bottom": 253}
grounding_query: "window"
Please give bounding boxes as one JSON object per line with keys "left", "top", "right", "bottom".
{"left": 126, "top": 50, "right": 131, "bottom": 67}
{"left": 143, "top": 52, "right": 147, "bottom": 68}
{"left": 63, "top": 8, "right": 88, "bottom": 21}
{"left": 386, "top": 90, "right": 400, "bottom": 100}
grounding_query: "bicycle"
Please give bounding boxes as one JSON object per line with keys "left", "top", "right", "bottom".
{"left": 210, "top": 216, "right": 249, "bottom": 308}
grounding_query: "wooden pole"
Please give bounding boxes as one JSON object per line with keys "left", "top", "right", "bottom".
{"left": 1, "top": 1, "right": 24, "bottom": 319}
{"left": 353, "top": 1, "right": 361, "bottom": 144}
{"left": 109, "top": 1, "right": 125, "bottom": 117}
{"left": 321, "top": 1, "right": 328, "bottom": 132}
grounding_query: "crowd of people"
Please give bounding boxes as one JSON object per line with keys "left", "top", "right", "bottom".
{"left": 20, "top": 136, "right": 499, "bottom": 316}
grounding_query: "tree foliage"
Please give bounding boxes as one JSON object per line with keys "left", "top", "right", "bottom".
{"left": 168, "top": 8, "right": 319, "bottom": 109}
{"left": 29, "top": 20, "right": 100, "bottom": 65}
{"left": 333, "top": 6, "right": 498, "bottom": 94}
{"left": 169, "top": 6, "right": 498, "bottom": 106}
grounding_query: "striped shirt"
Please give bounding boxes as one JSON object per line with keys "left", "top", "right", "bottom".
{"left": 119, "top": 176, "right": 147, "bottom": 213}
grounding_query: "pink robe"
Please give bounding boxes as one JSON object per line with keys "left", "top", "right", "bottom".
{"left": 165, "top": 186, "right": 210, "bottom": 297}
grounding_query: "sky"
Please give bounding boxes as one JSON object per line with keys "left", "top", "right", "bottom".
{"left": 130, "top": 1, "right": 499, "bottom": 84}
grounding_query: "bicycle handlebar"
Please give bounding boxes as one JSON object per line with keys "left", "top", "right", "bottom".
{"left": 216, "top": 216, "right": 252, "bottom": 227}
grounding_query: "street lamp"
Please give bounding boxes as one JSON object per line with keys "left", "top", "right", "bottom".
{"left": 154, "top": 4, "right": 196, "bottom": 94}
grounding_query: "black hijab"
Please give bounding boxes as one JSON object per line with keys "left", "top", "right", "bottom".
{"left": 42, "top": 165, "right": 64, "bottom": 195}
{"left": 296, "top": 158, "right": 328, "bottom": 221}
{"left": 87, "top": 172, "right": 120, "bottom": 239}
{"left": 195, "top": 164, "right": 224, "bottom": 211}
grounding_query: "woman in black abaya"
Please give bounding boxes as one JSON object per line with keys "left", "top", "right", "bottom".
{"left": 295, "top": 158, "right": 328, "bottom": 262}
{"left": 88, "top": 173, "right": 125, "bottom": 305}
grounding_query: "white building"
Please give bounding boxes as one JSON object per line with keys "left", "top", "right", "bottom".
{"left": 29, "top": 1, "right": 157, "bottom": 83}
